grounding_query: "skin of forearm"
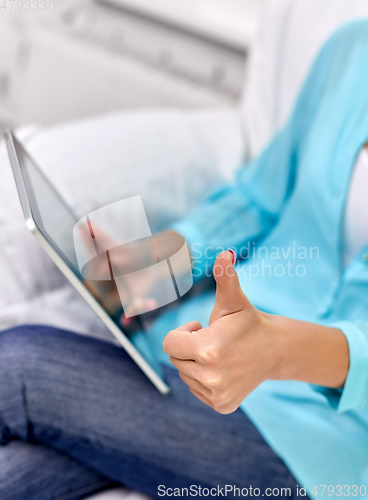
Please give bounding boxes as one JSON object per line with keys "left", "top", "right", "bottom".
{"left": 267, "top": 314, "right": 350, "bottom": 389}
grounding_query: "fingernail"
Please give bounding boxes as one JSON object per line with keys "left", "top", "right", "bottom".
{"left": 122, "top": 317, "right": 132, "bottom": 326}
{"left": 227, "top": 249, "right": 236, "bottom": 266}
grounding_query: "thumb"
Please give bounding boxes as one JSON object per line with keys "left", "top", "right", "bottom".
{"left": 210, "top": 250, "right": 251, "bottom": 324}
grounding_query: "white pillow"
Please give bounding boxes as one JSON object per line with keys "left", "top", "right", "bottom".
{"left": 0, "top": 108, "right": 244, "bottom": 333}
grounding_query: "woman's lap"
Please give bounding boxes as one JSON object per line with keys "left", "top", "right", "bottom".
{"left": 0, "top": 325, "right": 299, "bottom": 499}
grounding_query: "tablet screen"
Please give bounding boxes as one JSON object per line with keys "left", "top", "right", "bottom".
{"left": 12, "top": 136, "right": 135, "bottom": 328}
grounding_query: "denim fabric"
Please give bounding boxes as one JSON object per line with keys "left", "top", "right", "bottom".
{"left": 0, "top": 326, "right": 299, "bottom": 500}
{"left": 0, "top": 441, "right": 115, "bottom": 500}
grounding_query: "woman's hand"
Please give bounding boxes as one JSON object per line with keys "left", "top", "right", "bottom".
{"left": 163, "top": 251, "right": 349, "bottom": 414}
{"left": 79, "top": 224, "right": 190, "bottom": 323}
{"left": 163, "top": 251, "right": 281, "bottom": 414}
{"left": 79, "top": 222, "right": 159, "bottom": 319}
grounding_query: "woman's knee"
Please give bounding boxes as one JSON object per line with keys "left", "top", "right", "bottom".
{"left": 0, "top": 325, "right": 77, "bottom": 388}
{"left": 0, "top": 325, "right": 62, "bottom": 369}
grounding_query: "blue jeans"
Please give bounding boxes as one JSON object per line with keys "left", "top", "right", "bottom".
{"left": 0, "top": 326, "right": 300, "bottom": 500}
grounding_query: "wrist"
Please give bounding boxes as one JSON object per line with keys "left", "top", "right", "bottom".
{"left": 265, "top": 314, "right": 349, "bottom": 388}
{"left": 262, "top": 314, "right": 292, "bottom": 381}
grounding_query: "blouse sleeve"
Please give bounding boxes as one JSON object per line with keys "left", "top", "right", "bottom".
{"left": 322, "top": 321, "right": 368, "bottom": 412}
{"left": 171, "top": 123, "right": 298, "bottom": 279}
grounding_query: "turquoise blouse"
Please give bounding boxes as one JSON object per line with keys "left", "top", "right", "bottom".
{"left": 140, "top": 20, "right": 368, "bottom": 497}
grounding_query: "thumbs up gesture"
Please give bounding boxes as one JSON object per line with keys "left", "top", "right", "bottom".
{"left": 163, "top": 250, "right": 280, "bottom": 414}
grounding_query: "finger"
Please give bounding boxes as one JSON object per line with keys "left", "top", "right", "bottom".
{"left": 169, "top": 356, "right": 201, "bottom": 380}
{"left": 78, "top": 222, "right": 99, "bottom": 260}
{"left": 78, "top": 220, "right": 115, "bottom": 253}
{"left": 122, "top": 298, "right": 158, "bottom": 320}
{"left": 88, "top": 222, "right": 118, "bottom": 250}
{"left": 121, "top": 316, "right": 133, "bottom": 327}
{"left": 210, "top": 250, "right": 251, "bottom": 324}
{"left": 176, "top": 321, "right": 203, "bottom": 333}
{"left": 178, "top": 371, "right": 212, "bottom": 397}
{"left": 163, "top": 321, "right": 202, "bottom": 360}
{"left": 189, "top": 387, "right": 215, "bottom": 409}
{"left": 78, "top": 222, "right": 114, "bottom": 280}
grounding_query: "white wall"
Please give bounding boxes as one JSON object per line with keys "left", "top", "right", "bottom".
{"left": 0, "top": 0, "right": 264, "bottom": 131}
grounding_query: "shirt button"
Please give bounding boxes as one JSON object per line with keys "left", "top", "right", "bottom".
{"left": 362, "top": 254, "right": 368, "bottom": 263}
{"left": 334, "top": 272, "right": 341, "bottom": 280}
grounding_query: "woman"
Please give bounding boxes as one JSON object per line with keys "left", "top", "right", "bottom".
{"left": 1, "top": 19, "right": 368, "bottom": 499}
